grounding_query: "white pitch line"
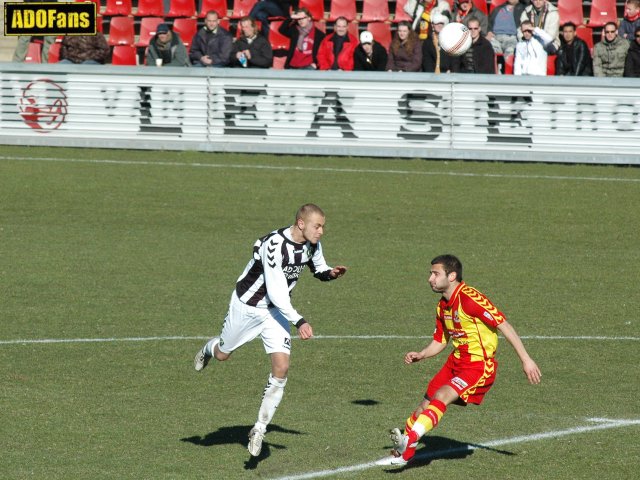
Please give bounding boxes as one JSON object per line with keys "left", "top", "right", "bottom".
{"left": 1, "top": 155, "right": 640, "bottom": 183}
{"left": 271, "top": 418, "right": 640, "bottom": 480}
{"left": 1, "top": 334, "right": 639, "bottom": 346}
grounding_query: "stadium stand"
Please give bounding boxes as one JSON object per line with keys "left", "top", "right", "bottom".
{"left": 134, "top": 0, "right": 165, "bottom": 16}
{"left": 328, "top": 0, "right": 358, "bottom": 22}
{"left": 103, "top": 0, "right": 133, "bottom": 16}
{"left": 166, "top": 0, "right": 197, "bottom": 17}
{"left": 107, "top": 16, "right": 136, "bottom": 46}
{"left": 199, "top": 0, "right": 229, "bottom": 18}
{"left": 360, "top": 0, "right": 391, "bottom": 22}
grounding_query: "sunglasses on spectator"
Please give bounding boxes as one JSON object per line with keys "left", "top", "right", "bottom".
{"left": 604, "top": 30, "right": 616, "bottom": 34}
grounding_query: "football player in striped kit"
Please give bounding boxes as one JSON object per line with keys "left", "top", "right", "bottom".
{"left": 194, "top": 204, "right": 347, "bottom": 457}
{"left": 388, "top": 254, "right": 541, "bottom": 465}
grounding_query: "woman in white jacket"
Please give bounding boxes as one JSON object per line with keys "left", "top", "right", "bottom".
{"left": 514, "top": 20, "right": 554, "bottom": 75}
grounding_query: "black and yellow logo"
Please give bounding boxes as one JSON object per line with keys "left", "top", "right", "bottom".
{"left": 4, "top": 2, "right": 97, "bottom": 36}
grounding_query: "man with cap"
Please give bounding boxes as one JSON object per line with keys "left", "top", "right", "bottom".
{"left": 146, "top": 23, "right": 190, "bottom": 67}
{"left": 353, "top": 30, "right": 389, "bottom": 71}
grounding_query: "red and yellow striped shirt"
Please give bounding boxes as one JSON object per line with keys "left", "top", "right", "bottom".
{"left": 433, "top": 282, "right": 506, "bottom": 362}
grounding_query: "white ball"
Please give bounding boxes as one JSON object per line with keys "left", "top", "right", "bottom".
{"left": 439, "top": 22, "right": 472, "bottom": 57}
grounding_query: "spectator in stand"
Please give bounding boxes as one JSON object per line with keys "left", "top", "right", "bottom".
{"left": 407, "top": 0, "right": 452, "bottom": 40}
{"left": 513, "top": 20, "right": 554, "bottom": 75}
{"left": 519, "top": 0, "right": 560, "bottom": 52}
{"left": 593, "top": 22, "right": 630, "bottom": 77}
{"left": 353, "top": 30, "right": 388, "bottom": 71}
{"left": 59, "top": 33, "right": 110, "bottom": 65}
{"left": 279, "top": 7, "right": 325, "bottom": 69}
{"left": 555, "top": 22, "right": 592, "bottom": 76}
{"left": 487, "top": 0, "right": 525, "bottom": 57}
{"left": 317, "top": 17, "right": 358, "bottom": 71}
{"left": 230, "top": 16, "right": 273, "bottom": 68}
{"left": 459, "top": 17, "right": 496, "bottom": 74}
{"left": 387, "top": 21, "right": 423, "bottom": 72}
{"left": 249, "top": 0, "right": 298, "bottom": 40}
{"left": 624, "top": 26, "right": 640, "bottom": 77}
{"left": 190, "top": 10, "right": 233, "bottom": 67}
{"left": 422, "top": 13, "right": 461, "bottom": 73}
{"left": 146, "top": 23, "right": 190, "bottom": 67}
{"left": 455, "top": 0, "right": 488, "bottom": 36}
{"left": 620, "top": 0, "right": 640, "bottom": 40}
{"left": 12, "top": 0, "right": 57, "bottom": 63}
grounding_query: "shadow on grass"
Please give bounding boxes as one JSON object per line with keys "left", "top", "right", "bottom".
{"left": 352, "top": 399, "right": 381, "bottom": 406}
{"left": 384, "top": 435, "right": 515, "bottom": 473}
{"left": 180, "top": 424, "right": 305, "bottom": 469}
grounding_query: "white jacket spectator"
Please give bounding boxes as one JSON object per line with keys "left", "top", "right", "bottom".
{"left": 514, "top": 24, "right": 554, "bottom": 75}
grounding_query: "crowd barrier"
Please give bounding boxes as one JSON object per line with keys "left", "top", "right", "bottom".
{"left": 1, "top": 62, "right": 638, "bottom": 164}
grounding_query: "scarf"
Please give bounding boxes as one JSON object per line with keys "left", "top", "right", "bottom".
{"left": 528, "top": 4, "right": 548, "bottom": 29}
{"left": 626, "top": 11, "right": 640, "bottom": 22}
{"left": 296, "top": 21, "right": 313, "bottom": 51}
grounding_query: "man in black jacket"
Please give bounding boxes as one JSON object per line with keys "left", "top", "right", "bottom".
{"left": 231, "top": 17, "right": 274, "bottom": 68}
{"left": 624, "top": 26, "right": 640, "bottom": 77}
{"left": 353, "top": 30, "right": 388, "bottom": 71}
{"left": 555, "top": 22, "right": 593, "bottom": 76}
{"left": 460, "top": 17, "right": 496, "bottom": 74}
{"left": 190, "top": 10, "right": 232, "bottom": 67}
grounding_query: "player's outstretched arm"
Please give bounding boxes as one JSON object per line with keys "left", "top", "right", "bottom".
{"left": 329, "top": 265, "right": 347, "bottom": 278}
{"left": 297, "top": 322, "right": 313, "bottom": 340}
{"left": 498, "top": 321, "right": 542, "bottom": 384}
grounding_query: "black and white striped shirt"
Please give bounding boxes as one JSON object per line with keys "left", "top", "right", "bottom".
{"left": 235, "top": 226, "right": 334, "bottom": 325}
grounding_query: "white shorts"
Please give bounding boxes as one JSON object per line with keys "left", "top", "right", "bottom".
{"left": 218, "top": 292, "right": 292, "bottom": 355}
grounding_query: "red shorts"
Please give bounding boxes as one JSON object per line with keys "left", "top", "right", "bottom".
{"left": 425, "top": 354, "right": 497, "bottom": 405}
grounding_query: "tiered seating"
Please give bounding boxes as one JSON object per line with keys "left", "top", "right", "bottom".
{"left": 107, "top": 16, "right": 135, "bottom": 45}
{"left": 360, "top": 0, "right": 391, "bottom": 23}
{"left": 587, "top": 0, "right": 618, "bottom": 27}
{"left": 199, "top": 0, "right": 229, "bottom": 18}
{"left": 173, "top": 17, "right": 199, "bottom": 49}
{"left": 269, "top": 20, "right": 291, "bottom": 51}
{"left": 473, "top": 0, "right": 488, "bottom": 15}
{"left": 328, "top": 0, "right": 357, "bottom": 22}
{"left": 103, "top": 0, "right": 132, "bottom": 16}
{"left": 25, "top": 42, "right": 42, "bottom": 63}
{"left": 166, "top": 0, "right": 197, "bottom": 17}
{"left": 300, "top": 0, "right": 326, "bottom": 21}
{"left": 393, "top": 0, "right": 413, "bottom": 22}
{"left": 230, "top": 0, "right": 258, "bottom": 19}
{"left": 135, "top": 0, "right": 165, "bottom": 17}
{"left": 112, "top": 45, "right": 138, "bottom": 65}
{"left": 558, "top": 0, "right": 585, "bottom": 26}
{"left": 576, "top": 24, "right": 595, "bottom": 52}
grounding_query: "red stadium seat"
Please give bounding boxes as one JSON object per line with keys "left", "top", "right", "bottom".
{"left": 547, "top": 54, "right": 556, "bottom": 75}
{"left": 328, "top": 0, "right": 357, "bottom": 22}
{"left": 587, "top": 0, "right": 617, "bottom": 27}
{"left": 103, "top": 0, "right": 132, "bottom": 16}
{"left": 172, "top": 17, "right": 198, "bottom": 48}
{"left": 299, "top": 0, "right": 326, "bottom": 21}
{"left": 348, "top": 20, "right": 359, "bottom": 38}
{"left": 575, "top": 24, "right": 594, "bottom": 52}
{"left": 111, "top": 45, "right": 138, "bottom": 65}
{"left": 107, "top": 16, "right": 135, "bottom": 46}
{"left": 557, "top": 0, "right": 584, "bottom": 27}
{"left": 25, "top": 42, "right": 42, "bottom": 63}
{"left": 230, "top": 0, "right": 258, "bottom": 19}
{"left": 393, "top": 0, "right": 413, "bottom": 23}
{"left": 489, "top": 0, "right": 507, "bottom": 13}
{"left": 269, "top": 20, "right": 291, "bottom": 50}
{"left": 472, "top": 0, "right": 488, "bottom": 16}
{"left": 366, "top": 21, "right": 392, "bottom": 49}
{"left": 360, "top": 0, "right": 390, "bottom": 22}
{"left": 199, "top": 0, "right": 229, "bottom": 18}
{"left": 135, "top": 0, "right": 165, "bottom": 17}
{"left": 135, "top": 16, "right": 164, "bottom": 47}
{"left": 503, "top": 53, "right": 514, "bottom": 74}
{"left": 48, "top": 38, "right": 63, "bottom": 63}
{"left": 166, "top": 0, "right": 197, "bottom": 17}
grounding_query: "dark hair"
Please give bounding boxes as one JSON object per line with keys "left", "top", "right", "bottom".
{"left": 431, "top": 254, "right": 463, "bottom": 282}
{"left": 561, "top": 21, "right": 577, "bottom": 31}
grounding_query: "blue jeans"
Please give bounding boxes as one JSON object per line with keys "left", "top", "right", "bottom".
{"left": 249, "top": 1, "right": 286, "bottom": 38}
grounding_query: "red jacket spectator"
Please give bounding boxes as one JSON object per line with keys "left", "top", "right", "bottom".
{"left": 317, "top": 32, "right": 358, "bottom": 70}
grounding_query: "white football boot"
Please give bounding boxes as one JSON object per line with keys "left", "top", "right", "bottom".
{"left": 248, "top": 427, "right": 266, "bottom": 457}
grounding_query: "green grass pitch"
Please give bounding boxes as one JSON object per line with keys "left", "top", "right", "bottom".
{"left": 1, "top": 146, "right": 639, "bottom": 479}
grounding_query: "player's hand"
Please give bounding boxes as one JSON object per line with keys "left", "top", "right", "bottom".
{"left": 522, "top": 358, "right": 542, "bottom": 384}
{"left": 330, "top": 266, "right": 347, "bottom": 278}
{"left": 298, "top": 322, "right": 313, "bottom": 340}
{"left": 404, "top": 351, "right": 422, "bottom": 364}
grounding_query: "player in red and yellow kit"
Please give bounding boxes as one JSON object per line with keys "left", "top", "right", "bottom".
{"left": 388, "top": 254, "right": 541, "bottom": 466}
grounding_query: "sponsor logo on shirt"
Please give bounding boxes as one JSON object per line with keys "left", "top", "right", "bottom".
{"left": 451, "top": 376, "right": 469, "bottom": 390}
{"left": 483, "top": 311, "right": 494, "bottom": 321}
